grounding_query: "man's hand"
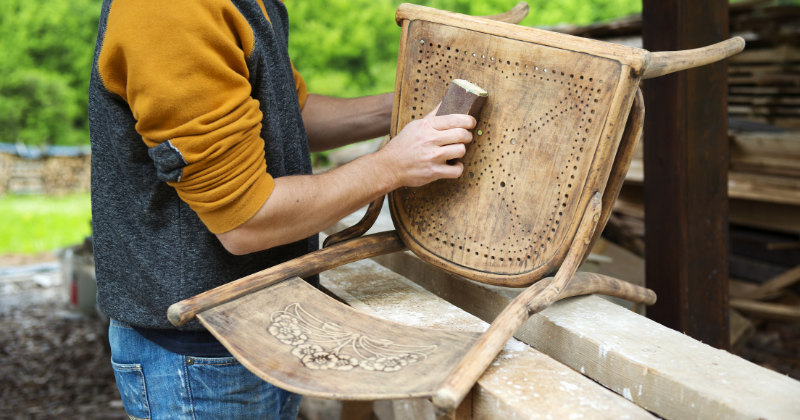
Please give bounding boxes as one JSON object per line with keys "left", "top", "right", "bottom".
{"left": 217, "top": 101, "right": 476, "bottom": 255}
{"left": 378, "top": 105, "right": 475, "bottom": 187}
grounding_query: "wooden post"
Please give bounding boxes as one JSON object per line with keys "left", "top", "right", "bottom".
{"left": 642, "top": 0, "right": 730, "bottom": 349}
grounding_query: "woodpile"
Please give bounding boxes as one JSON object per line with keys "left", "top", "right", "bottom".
{"left": 0, "top": 153, "right": 90, "bottom": 196}
{"left": 553, "top": 0, "right": 800, "bottom": 372}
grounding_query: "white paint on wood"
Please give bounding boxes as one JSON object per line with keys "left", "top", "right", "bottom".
{"left": 331, "top": 208, "right": 800, "bottom": 420}
{"left": 318, "top": 258, "right": 656, "bottom": 420}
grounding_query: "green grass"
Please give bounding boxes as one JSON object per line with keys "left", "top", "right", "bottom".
{"left": 0, "top": 193, "right": 91, "bottom": 254}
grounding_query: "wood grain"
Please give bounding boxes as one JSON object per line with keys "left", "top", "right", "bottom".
{"left": 323, "top": 196, "right": 384, "bottom": 248}
{"left": 167, "top": 232, "right": 406, "bottom": 326}
{"left": 394, "top": 4, "right": 651, "bottom": 72}
{"left": 642, "top": 0, "right": 731, "bottom": 349}
{"left": 584, "top": 88, "right": 644, "bottom": 262}
{"left": 641, "top": 37, "right": 745, "bottom": 79}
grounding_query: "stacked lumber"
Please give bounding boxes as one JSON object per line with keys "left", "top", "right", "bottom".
{"left": 555, "top": 0, "right": 800, "bottom": 130}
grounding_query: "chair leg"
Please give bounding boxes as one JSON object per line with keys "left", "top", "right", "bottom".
{"left": 431, "top": 192, "right": 603, "bottom": 415}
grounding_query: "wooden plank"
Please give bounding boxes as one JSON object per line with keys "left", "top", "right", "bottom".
{"left": 627, "top": 160, "right": 800, "bottom": 206}
{"left": 614, "top": 183, "right": 800, "bottom": 235}
{"left": 342, "top": 228, "right": 800, "bottom": 419}
{"left": 730, "top": 45, "right": 800, "bottom": 63}
{"left": 318, "top": 256, "right": 657, "bottom": 420}
{"left": 749, "top": 264, "right": 800, "bottom": 300}
{"left": 641, "top": 0, "right": 730, "bottom": 348}
{"left": 730, "top": 298, "right": 800, "bottom": 322}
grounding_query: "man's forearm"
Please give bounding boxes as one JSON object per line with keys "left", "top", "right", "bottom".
{"left": 216, "top": 107, "right": 476, "bottom": 255}
{"left": 216, "top": 152, "right": 396, "bottom": 255}
{"left": 302, "top": 93, "right": 394, "bottom": 152}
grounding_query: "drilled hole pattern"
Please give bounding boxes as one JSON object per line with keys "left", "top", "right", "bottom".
{"left": 391, "top": 22, "right": 620, "bottom": 275}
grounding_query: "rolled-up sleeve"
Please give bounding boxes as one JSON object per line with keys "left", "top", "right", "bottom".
{"left": 98, "top": 0, "right": 296, "bottom": 233}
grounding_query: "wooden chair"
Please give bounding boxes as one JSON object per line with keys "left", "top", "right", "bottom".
{"left": 168, "top": 3, "right": 744, "bottom": 415}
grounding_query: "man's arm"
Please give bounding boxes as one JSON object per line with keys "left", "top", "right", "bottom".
{"left": 216, "top": 107, "right": 474, "bottom": 255}
{"left": 301, "top": 93, "right": 394, "bottom": 152}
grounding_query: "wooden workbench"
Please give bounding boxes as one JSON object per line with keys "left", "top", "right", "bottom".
{"left": 316, "top": 206, "right": 800, "bottom": 420}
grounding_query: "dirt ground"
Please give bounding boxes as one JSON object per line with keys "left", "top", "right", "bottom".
{"left": 0, "top": 252, "right": 126, "bottom": 419}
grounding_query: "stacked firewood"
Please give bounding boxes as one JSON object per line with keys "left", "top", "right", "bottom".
{"left": 42, "top": 156, "right": 91, "bottom": 195}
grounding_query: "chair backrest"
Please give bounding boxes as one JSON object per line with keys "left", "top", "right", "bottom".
{"left": 388, "top": 5, "right": 649, "bottom": 287}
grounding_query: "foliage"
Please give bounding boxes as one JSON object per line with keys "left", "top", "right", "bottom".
{"left": 286, "top": 0, "right": 642, "bottom": 98}
{"left": 0, "top": 0, "right": 644, "bottom": 146}
{"left": 0, "top": 193, "right": 92, "bottom": 254}
{"left": 0, "top": 0, "right": 101, "bottom": 146}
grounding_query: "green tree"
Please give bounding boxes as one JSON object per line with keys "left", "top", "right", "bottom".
{"left": 286, "top": 0, "right": 642, "bottom": 99}
{"left": 0, "top": 0, "right": 644, "bottom": 146}
{"left": 0, "top": 0, "right": 101, "bottom": 146}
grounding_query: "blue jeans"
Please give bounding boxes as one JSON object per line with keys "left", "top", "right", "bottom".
{"left": 109, "top": 319, "right": 301, "bottom": 420}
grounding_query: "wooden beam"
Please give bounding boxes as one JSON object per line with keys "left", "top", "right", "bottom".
{"left": 317, "top": 256, "right": 656, "bottom": 420}
{"left": 347, "top": 236, "right": 800, "bottom": 419}
{"left": 641, "top": 0, "right": 730, "bottom": 348}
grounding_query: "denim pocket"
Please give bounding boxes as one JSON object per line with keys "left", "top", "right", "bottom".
{"left": 111, "top": 361, "right": 150, "bottom": 420}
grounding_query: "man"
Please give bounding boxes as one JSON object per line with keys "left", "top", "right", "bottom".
{"left": 88, "top": 0, "right": 474, "bottom": 418}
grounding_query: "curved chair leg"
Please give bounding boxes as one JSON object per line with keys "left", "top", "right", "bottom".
{"left": 431, "top": 192, "right": 656, "bottom": 415}
{"left": 323, "top": 135, "right": 393, "bottom": 248}
{"left": 584, "top": 87, "right": 644, "bottom": 262}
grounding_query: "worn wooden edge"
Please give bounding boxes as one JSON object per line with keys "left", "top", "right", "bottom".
{"left": 167, "top": 231, "right": 405, "bottom": 326}
{"left": 584, "top": 88, "right": 644, "bottom": 262}
{"left": 323, "top": 196, "right": 385, "bottom": 248}
{"left": 394, "top": 3, "right": 650, "bottom": 73}
{"left": 317, "top": 254, "right": 657, "bottom": 419}
{"left": 641, "top": 37, "right": 746, "bottom": 80}
{"left": 341, "top": 216, "right": 800, "bottom": 420}
{"left": 390, "top": 19, "right": 412, "bottom": 138}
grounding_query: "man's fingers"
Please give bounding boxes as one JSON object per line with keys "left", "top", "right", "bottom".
{"left": 430, "top": 127, "right": 473, "bottom": 146}
{"left": 436, "top": 161, "right": 464, "bottom": 179}
{"left": 428, "top": 114, "right": 476, "bottom": 131}
{"left": 437, "top": 143, "right": 467, "bottom": 162}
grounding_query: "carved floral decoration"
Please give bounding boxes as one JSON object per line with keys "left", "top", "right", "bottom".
{"left": 267, "top": 303, "right": 436, "bottom": 372}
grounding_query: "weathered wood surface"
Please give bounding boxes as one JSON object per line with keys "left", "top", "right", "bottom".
{"left": 199, "top": 276, "right": 482, "bottom": 400}
{"left": 318, "top": 257, "right": 657, "bottom": 420}
{"left": 327, "top": 211, "right": 800, "bottom": 420}
{"left": 390, "top": 5, "right": 643, "bottom": 286}
{"left": 432, "top": 193, "right": 656, "bottom": 414}
{"left": 642, "top": 37, "right": 745, "bottom": 79}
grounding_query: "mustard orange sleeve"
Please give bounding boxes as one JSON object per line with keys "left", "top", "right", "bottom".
{"left": 98, "top": 0, "right": 275, "bottom": 234}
